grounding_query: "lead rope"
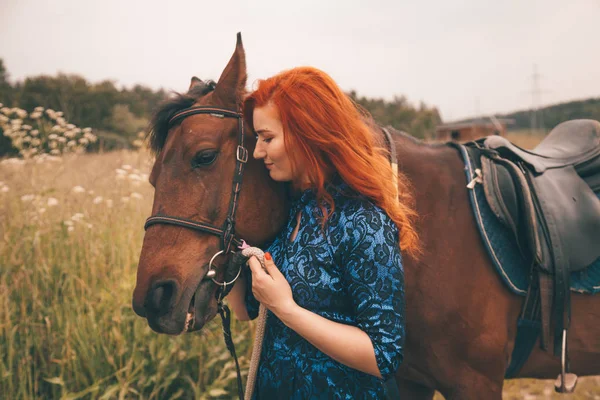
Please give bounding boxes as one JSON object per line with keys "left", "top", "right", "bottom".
{"left": 240, "top": 247, "right": 268, "bottom": 400}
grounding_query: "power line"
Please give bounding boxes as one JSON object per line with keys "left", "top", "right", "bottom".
{"left": 529, "top": 64, "right": 545, "bottom": 133}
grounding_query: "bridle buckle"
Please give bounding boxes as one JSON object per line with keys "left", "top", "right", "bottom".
{"left": 236, "top": 146, "right": 248, "bottom": 163}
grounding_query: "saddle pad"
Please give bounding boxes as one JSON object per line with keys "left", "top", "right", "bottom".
{"left": 457, "top": 144, "right": 600, "bottom": 295}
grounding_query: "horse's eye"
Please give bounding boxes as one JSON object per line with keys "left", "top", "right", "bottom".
{"left": 191, "top": 150, "right": 218, "bottom": 168}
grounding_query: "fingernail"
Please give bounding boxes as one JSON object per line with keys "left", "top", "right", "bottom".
{"left": 265, "top": 252, "right": 272, "bottom": 261}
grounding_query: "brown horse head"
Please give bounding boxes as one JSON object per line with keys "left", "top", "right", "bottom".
{"left": 133, "top": 34, "right": 288, "bottom": 334}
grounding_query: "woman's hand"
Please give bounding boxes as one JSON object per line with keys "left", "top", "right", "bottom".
{"left": 247, "top": 253, "right": 297, "bottom": 317}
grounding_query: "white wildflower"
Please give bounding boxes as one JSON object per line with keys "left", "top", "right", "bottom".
{"left": 128, "top": 174, "right": 142, "bottom": 182}
{"left": 38, "top": 207, "right": 46, "bottom": 214}
{"left": 130, "top": 192, "right": 143, "bottom": 200}
{"left": 55, "top": 111, "right": 63, "bottom": 117}
{"left": 115, "top": 168, "right": 127, "bottom": 175}
{"left": 1, "top": 186, "right": 9, "bottom": 193}
{"left": 63, "top": 220, "right": 74, "bottom": 227}
{"left": 0, "top": 114, "right": 8, "bottom": 123}
{"left": 56, "top": 117, "right": 66, "bottom": 126}
{"left": 16, "top": 109, "right": 27, "bottom": 118}
{"left": 132, "top": 139, "right": 144, "bottom": 148}
{"left": 67, "top": 226, "right": 74, "bottom": 232}
{"left": 48, "top": 133, "right": 58, "bottom": 140}
{"left": 30, "top": 112, "right": 42, "bottom": 119}
{"left": 121, "top": 196, "right": 130, "bottom": 203}
{"left": 71, "top": 213, "right": 84, "bottom": 221}
{"left": 1, "top": 107, "right": 11, "bottom": 115}
{"left": 67, "top": 140, "right": 76, "bottom": 147}
{"left": 34, "top": 106, "right": 44, "bottom": 112}
{"left": 92, "top": 196, "right": 103, "bottom": 204}
{"left": 1, "top": 158, "right": 25, "bottom": 166}
{"left": 121, "top": 164, "right": 132, "bottom": 170}
{"left": 30, "top": 129, "right": 39, "bottom": 136}
{"left": 50, "top": 149, "right": 61, "bottom": 155}
{"left": 21, "top": 194, "right": 35, "bottom": 202}
{"left": 22, "top": 124, "right": 32, "bottom": 130}
{"left": 45, "top": 109, "right": 55, "bottom": 115}
{"left": 58, "top": 137, "right": 67, "bottom": 143}
{"left": 72, "top": 186, "right": 86, "bottom": 193}
{"left": 22, "top": 136, "right": 31, "bottom": 143}
{"left": 105, "top": 199, "right": 113, "bottom": 208}
{"left": 31, "top": 138, "right": 41, "bottom": 147}
{"left": 78, "top": 137, "right": 89, "bottom": 145}
{"left": 86, "top": 223, "right": 93, "bottom": 229}
{"left": 47, "top": 197, "right": 59, "bottom": 206}
{"left": 83, "top": 127, "right": 92, "bottom": 133}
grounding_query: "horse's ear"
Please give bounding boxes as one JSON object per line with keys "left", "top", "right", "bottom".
{"left": 189, "top": 76, "right": 204, "bottom": 91}
{"left": 213, "top": 32, "right": 247, "bottom": 106}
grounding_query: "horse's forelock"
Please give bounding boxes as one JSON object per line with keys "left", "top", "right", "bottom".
{"left": 148, "top": 80, "right": 217, "bottom": 155}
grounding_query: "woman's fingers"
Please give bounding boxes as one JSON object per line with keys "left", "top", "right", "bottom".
{"left": 263, "top": 253, "right": 279, "bottom": 279}
{"left": 247, "top": 256, "right": 265, "bottom": 277}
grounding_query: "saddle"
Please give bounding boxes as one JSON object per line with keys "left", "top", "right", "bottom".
{"left": 464, "top": 119, "right": 600, "bottom": 392}
{"left": 481, "top": 119, "right": 600, "bottom": 274}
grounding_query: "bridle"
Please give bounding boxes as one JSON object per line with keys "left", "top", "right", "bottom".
{"left": 143, "top": 104, "right": 250, "bottom": 400}
{"left": 144, "top": 105, "right": 249, "bottom": 298}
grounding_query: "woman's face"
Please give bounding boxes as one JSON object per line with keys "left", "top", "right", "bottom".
{"left": 253, "top": 102, "right": 304, "bottom": 184}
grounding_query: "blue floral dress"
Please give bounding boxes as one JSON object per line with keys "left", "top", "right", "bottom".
{"left": 244, "top": 180, "right": 405, "bottom": 399}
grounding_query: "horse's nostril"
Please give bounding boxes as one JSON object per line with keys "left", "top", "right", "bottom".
{"left": 147, "top": 280, "right": 179, "bottom": 316}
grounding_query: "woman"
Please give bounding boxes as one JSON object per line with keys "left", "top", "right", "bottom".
{"left": 227, "top": 66, "right": 420, "bottom": 399}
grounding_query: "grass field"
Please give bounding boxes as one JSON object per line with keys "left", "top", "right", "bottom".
{"left": 1, "top": 142, "right": 598, "bottom": 399}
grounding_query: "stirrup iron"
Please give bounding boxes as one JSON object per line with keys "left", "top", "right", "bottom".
{"left": 554, "top": 329, "right": 578, "bottom": 393}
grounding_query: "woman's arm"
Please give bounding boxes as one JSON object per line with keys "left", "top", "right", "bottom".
{"left": 276, "top": 304, "right": 383, "bottom": 378}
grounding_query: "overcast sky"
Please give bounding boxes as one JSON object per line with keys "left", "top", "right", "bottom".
{"left": 1, "top": 0, "right": 598, "bottom": 121}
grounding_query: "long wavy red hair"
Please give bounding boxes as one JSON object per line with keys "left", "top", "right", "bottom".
{"left": 243, "top": 67, "right": 420, "bottom": 257}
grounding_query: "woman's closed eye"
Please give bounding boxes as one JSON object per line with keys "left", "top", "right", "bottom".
{"left": 256, "top": 134, "right": 273, "bottom": 144}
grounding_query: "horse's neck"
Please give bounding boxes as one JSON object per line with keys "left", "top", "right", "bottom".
{"left": 393, "top": 131, "right": 465, "bottom": 213}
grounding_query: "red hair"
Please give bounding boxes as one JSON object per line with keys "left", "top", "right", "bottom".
{"left": 243, "top": 67, "right": 420, "bottom": 257}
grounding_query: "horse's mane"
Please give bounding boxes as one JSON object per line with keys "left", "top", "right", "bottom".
{"left": 384, "top": 125, "right": 450, "bottom": 149}
{"left": 147, "top": 80, "right": 217, "bottom": 155}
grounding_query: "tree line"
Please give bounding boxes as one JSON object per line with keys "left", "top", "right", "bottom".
{"left": 0, "top": 58, "right": 446, "bottom": 156}
{"left": 499, "top": 98, "right": 600, "bottom": 132}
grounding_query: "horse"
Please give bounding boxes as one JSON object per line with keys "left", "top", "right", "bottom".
{"left": 132, "top": 34, "right": 600, "bottom": 399}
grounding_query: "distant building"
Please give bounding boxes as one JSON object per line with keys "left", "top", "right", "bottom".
{"left": 436, "top": 117, "right": 514, "bottom": 142}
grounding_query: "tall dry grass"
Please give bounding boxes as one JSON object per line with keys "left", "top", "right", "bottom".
{"left": 1, "top": 148, "right": 598, "bottom": 399}
{"left": 0, "top": 151, "right": 251, "bottom": 399}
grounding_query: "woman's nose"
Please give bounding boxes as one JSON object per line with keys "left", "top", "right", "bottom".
{"left": 253, "top": 141, "right": 265, "bottom": 160}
